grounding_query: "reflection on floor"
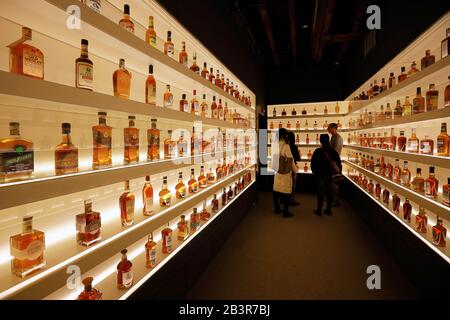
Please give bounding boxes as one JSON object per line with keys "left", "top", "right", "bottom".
{"left": 187, "top": 192, "right": 418, "bottom": 300}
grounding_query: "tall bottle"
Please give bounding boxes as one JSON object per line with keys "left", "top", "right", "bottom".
{"left": 398, "top": 67, "right": 407, "bottom": 83}
{"left": 437, "top": 123, "right": 450, "bottom": 156}
{"left": 188, "top": 168, "right": 199, "bottom": 193}
{"left": 407, "top": 128, "right": 419, "bottom": 153}
{"left": 116, "top": 249, "right": 133, "bottom": 289}
{"left": 164, "top": 130, "right": 176, "bottom": 159}
{"left": 179, "top": 41, "right": 188, "bottom": 66}
{"left": 147, "top": 119, "right": 160, "bottom": 161}
{"left": 412, "top": 87, "right": 425, "bottom": 114}
{"left": 411, "top": 168, "right": 425, "bottom": 193}
{"left": 75, "top": 39, "right": 93, "bottom": 90}
{"left": 432, "top": 218, "right": 447, "bottom": 247}
{"left": 145, "top": 233, "right": 157, "bottom": 268}
{"left": 191, "top": 90, "right": 199, "bottom": 115}
{"left": 177, "top": 215, "right": 189, "bottom": 240}
{"left": 92, "top": 112, "right": 112, "bottom": 170}
{"left": 415, "top": 208, "right": 428, "bottom": 233}
{"left": 426, "top": 83, "right": 439, "bottom": 112}
{"left": 120, "top": 180, "right": 135, "bottom": 227}
{"left": 113, "top": 59, "right": 131, "bottom": 99}
{"left": 402, "top": 96, "right": 412, "bottom": 116}
{"left": 124, "top": 116, "right": 139, "bottom": 165}
{"left": 142, "top": 176, "right": 154, "bottom": 216}
{"left": 393, "top": 100, "right": 403, "bottom": 119}
{"left": 145, "top": 16, "right": 157, "bottom": 47}
{"left": 55, "top": 123, "right": 78, "bottom": 175}
{"left": 425, "top": 166, "right": 439, "bottom": 198}
{"left": 198, "top": 165, "right": 207, "bottom": 188}
{"left": 211, "top": 96, "right": 218, "bottom": 119}
{"left": 159, "top": 176, "right": 172, "bottom": 207}
{"left": 118, "top": 4, "right": 134, "bottom": 33}
{"left": 200, "top": 94, "right": 209, "bottom": 118}
{"left": 397, "top": 131, "right": 407, "bottom": 152}
{"left": 161, "top": 223, "right": 173, "bottom": 253}
{"left": 145, "top": 64, "right": 156, "bottom": 104}
{"left": 164, "top": 31, "right": 174, "bottom": 58}
{"left": 175, "top": 172, "right": 187, "bottom": 199}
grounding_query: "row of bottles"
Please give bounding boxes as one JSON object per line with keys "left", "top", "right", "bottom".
{"left": 269, "top": 133, "right": 320, "bottom": 146}
{"left": 271, "top": 102, "right": 346, "bottom": 117}
{"left": 10, "top": 169, "right": 253, "bottom": 279}
{"left": 0, "top": 116, "right": 253, "bottom": 183}
{"left": 269, "top": 119, "right": 343, "bottom": 131}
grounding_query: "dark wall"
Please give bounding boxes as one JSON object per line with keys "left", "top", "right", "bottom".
{"left": 342, "top": 0, "right": 449, "bottom": 98}
{"left": 156, "top": 0, "right": 265, "bottom": 110}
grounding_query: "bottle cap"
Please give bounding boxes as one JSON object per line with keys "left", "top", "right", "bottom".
{"left": 149, "top": 64, "right": 153, "bottom": 74}
{"left": 81, "top": 39, "right": 89, "bottom": 46}
{"left": 182, "top": 94, "right": 186, "bottom": 99}
{"left": 124, "top": 4, "right": 130, "bottom": 14}
{"left": 62, "top": 123, "right": 71, "bottom": 133}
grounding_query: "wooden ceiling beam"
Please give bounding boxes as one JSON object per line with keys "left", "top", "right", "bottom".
{"left": 311, "top": 0, "right": 336, "bottom": 63}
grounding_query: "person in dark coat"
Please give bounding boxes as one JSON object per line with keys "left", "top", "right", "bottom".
{"left": 311, "top": 134, "right": 342, "bottom": 216}
{"left": 286, "top": 131, "right": 300, "bottom": 206}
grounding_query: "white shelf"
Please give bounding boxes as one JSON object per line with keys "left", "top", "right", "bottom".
{"left": 268, "top": 113, "right": 346, "bottom": 119}
{"left": 268, "top": 128, "right": 351, "bottom": 133}
{"left": 0, "top": 164, "right": 255, "bottom": 300}
{"left": 344, "top": 145, "right": 450, "bottom": 169}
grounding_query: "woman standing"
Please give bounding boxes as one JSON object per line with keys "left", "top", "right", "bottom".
{"left": 287, "top": 131, "right": 300, "bottom": 206}
{"left": 272, "top": 128, "right": 298, "bottom": 218}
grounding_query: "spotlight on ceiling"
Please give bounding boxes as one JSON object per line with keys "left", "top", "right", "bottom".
{"left": 334, "top": 61, "right": 340, "bottom": 66}
{"left": 302, "top": 24, "right": 309, "bottom": 29}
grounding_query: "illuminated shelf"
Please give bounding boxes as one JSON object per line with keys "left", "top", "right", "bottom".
{"left": 267, "top": 144, "right": 321, "bottom": 148}
{"left": 344, "top": 145, "right": 450, "bottom": 169}
{"left": 267, "top": 156, "right": 311, "bottom": 162}
{"left": 343, "top": 160, "right": 450, "bottom": 220}
{"left": 0, "top": 164, "right": 255, "bottom": 300}
{"left": 345, "top": 174, "right": 450, "bottom": 263}
{"left": 42, "top": 0, "right": 254, "bottom": 113}
{"left": 346, "top": 55, "right": 450, "bottom": 115}
{"left": 267, "top": 129, "right": 350, "bottom": 133}
{"left": 0, "top": 71, "right": 251, "bottom": 130}
{"left": 268, "top": 113, "right": 346, "bottom": 119}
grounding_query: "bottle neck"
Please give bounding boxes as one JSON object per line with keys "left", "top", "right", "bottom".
{"left": 81, "top": 44, "right": 89, "bottom": 57}
{"left": 62, "top": 133, "right": 72, "bottom": 144}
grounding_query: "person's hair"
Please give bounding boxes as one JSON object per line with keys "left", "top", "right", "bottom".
{"left": 320, "top": 134, "right": 330, "bottom": 146}
{"left": 286, "top": 131, "right": 295, "bottom": 145}
{"left": 277, "top": 128, "right": 289, "bottom": 142}
{"left": 328, "top": 123, "right": 338, "bottom": 130}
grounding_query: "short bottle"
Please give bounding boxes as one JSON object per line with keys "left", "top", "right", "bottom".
{"left": 179, "top": 94, "right": 189, "bottom": 113}
{"left": 120, "top": 180, "right": 135, "bottom": 227}
{"left": 432, "top": 218, "right": 447, "bottom": 247}
{"left": 421, "top": 50, "right": 435, "bottom": 69}
{"left": 55, "top": 123, "right": 79, "bottom": 175}
{"left": 117, "top": 249, "right": 133, "bottom": 290}
{"left": 415, "top": 208, "right": 428, "bottom": 234}
{"left": 411, "top": 168, "right": 425, "bottom": 193}
{"left": 163, "top": 85, "right": 174, "bottom": 108}
{"left": 412, "top": 87, "right": 425, "bottom": 114}
{"left": 10, "top": 216, "right": 46, "bottom": 278}
{"left": 402, "top": 199, "right": 412, "bottom": 223}
{"left": 190, "top": 208, "right": 201, "bottom": 232}
{"left": 179, "top": 41, "right": 188, "bottom": 66}
{"left": 164, "top": 31, "right": 174, "bottom": 58}
{"left": 161, "top": 223, "right": 173, "bottom": 253}
{"left": 77, "top": 277, "right": 102, "bottom": 300}
{"left": 228, "top": 186, "right": 234, "bottom": 200}
{"left": 76, "top": 199, "right": 101, "bottom": 246}
{"left": 402, "top": 96, "right": 412, "bottom": 116}
{"left": 145, "top": 233, "right": 157, "bottom": 268}
{"left": 118, "top": 4, "right": 134, "bottom": 33}
{"left": 92, "top": 112, "right": 112, "bottom": 170}
{"left": 212, "top": 194, "right": 219, "bottom": 213}
{"left": 397, "top": 131, "right": 407, "bottom": 152}
{"left": 200, "top": 200, "right": 211, "bottom": 221}
{"left": 142, "top": 176, "right": 154, "bottom": 216}
{"left": 177, "top": 215, "right": 189, "bottom": 241}
{"left": 407, "top": 61, "right": 419, "bottom": 77}
{"left": 388, "top": 73, "right": 396, "bottom": 88}
{"left": 398, "top": 67, "right": 407, "bottom": 83}
{"left": 420, "top": 135, "right": 434, "bottom": 155}
{"left": 164, "top": 130, "right": 176, "bottom": 159}
{"left": 75, "top": 39, "right": 94, "bottom": 90}
{"left": 407, "top": 128, "right": 419, "bottom": 153}
{"left": 124, "top": 116, "right": 139, "bottom": 165}
{"left": 425, "top": 166, "right": 439, "bottom": 198}
{"left": 159, "top": 176, "right": 172, "bottom": 207}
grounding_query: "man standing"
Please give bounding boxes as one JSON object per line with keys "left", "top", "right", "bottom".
{"left": 327, "top": 123, "right": 343, "bottom": 206}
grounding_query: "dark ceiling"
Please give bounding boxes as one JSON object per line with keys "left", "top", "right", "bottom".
{"left": 232, "top": 0, "right": 375, "bottom": 67}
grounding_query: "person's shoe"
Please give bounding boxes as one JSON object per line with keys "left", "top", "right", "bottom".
{"left": 282, "top": 212, "right": 294, "bottom": 218}
{"left": 289, "top": 201, "right": 300, "bottom": 206}
{"left": 313, "top": 209, "right": 322, "bottom": 216}
{"left": 324, "top": 208, "right": 333, "bottom": 215}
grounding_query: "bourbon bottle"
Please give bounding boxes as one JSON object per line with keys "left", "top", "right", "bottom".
{"left": 76, "top": 200, "right": 101, "bottom": 246}
{"left": 401, "top": 161, "right": 411, "bottom": 187}
{"left": 393, "top": 159, "right": 401, "bottom": 183}
{"left": 145, "top": 16, "right": 157, "bottom": 47}
{"left": 443, "top": 178, "right": 450, "bottom": 206}
{"left": 212, "top": 194, "right": 219, "bottom": 213}
{"left": 92, "top": 112, "right": 112, "bottom": 170}
{"left": 425, "top": 83, "right": 438, "bottom": 112}
{"left": 179, "top": 41, "right": 188, "bottom": 66}
{"left": 145, "top": 64, "right": 156, "bottom": 104}
{"left": 188, "top": 168, "right": 199, "bottom": 193}
{"left": 77, "top": 277, "right": 102, "bottom": 300}
{"left": 445, "top": 76, "right": 450, "bottom": 108}
{"left": 147, "top": 119, "right": 160, "bottom": 161}
{"left": 201, "top": 62, "right": 209, "bottom": 79}
{"left": 142, "top": 176, "right": 154, "bottom": 216}
{"left": 124, "top": 116, "right": 139, "bottom": 165}
{"left": 421, "top": 50, "right": 435, "bottom": 69}
{"left": 145, "top": 233, "right": 157, "bottom": 268}
{"left": 432, "top": 218, "right": 447, "bottom": 247}
{"left": 392, "top": 193, "right": 401, "bottom": 214}
{"left": 55, "top": 123, "right": 78, "bottom": 175}
{"left": 163, "top": 85, "right": 174, "bottom": 108}
{"left": 388, "top": 73, "right": 395, "bottom": 89}
{"left": 164, "top": 130, "right": 176, "bottom": 159}
{"left": 10, "top": 216, "right": 46, "bottom": 278}
{"left": 113, "top": 59, "right": 131, "bottom": 99}
{"left": 393, "top": 100, "right": 403, "bottom": 119}
{"left": 175, "top": 172, "right": 187, "bottom": 199}
{"left": 177, "top": 215, "right": 189, "bottom": 241}
{"left": 159, "top": 176, "right": 172, "bottom": 207}
{"left": 425, "top": 166, "right": 439, "bottom": 198}
{"left": 436, "top": 123, "right": 449, "bottom": 156}
{"left": 402, "top": 96, "right": 412, "bottom": 116}
{"left": 120, "top": 180, "right": 135, "bottom": 227}
{"left": 407, "top": 128, "right": 419, "bottom": 153}
{"left": 221, "top": 188, "right": 227, "bottom": 206}
{"left": 402, "top": 199, "right": 412, "bottom": 222}
{"left": 164, "top": 31, "right": 174, "bottom": 58}
{"left": 198, "top": 165, "right": 207, "bottom": 188}
{"left": 411, "top": 168, "right": 425, "bottom": 193}
{"left": 179, "top": 94, "right": 189, "bottom": 113}
{"left": 420, "top": 136, "right": 434, "bottom": 155}
{"left": 375, "top": 183, "right": 382, "bottom": 199}
{"left": 190, "top": 53, "right": 200, "bottom": 74}
{"left": 382, "top": 189, "right": 390, "bottom": 205}
{"left": 397, "top": 131, "right": 407, "bottom": 152}
{"left": 211, "top": 96, "right": 218, "bottom": 119}
{"left": 201, "top": 94, "right": 209, "bottom": 118}
{"left": 412, "top": 87, "right": 425, "bottom": 114}
{"left": 75, "top": 39, "right": 93, "bottom": 91}
{"left": 190, "top": 208, "right": 201, "bottom": 232}
{"left": 117, "top": 249, "right": 133, "bottom": 289}
{"left": 398, "top": 67, "right": 407, "bottom": 83}
{"left": 201, "top": 200, "right": 211, "bottom": 221}
{"left": 191, "top": 90, "right": 200, "bottom": 115}
{"left": 118, "top": 4, "right": 134, "bottom": 33}
{"left": 407, "top": 61, "right": 419, "bottom": 77}
{"left": 415, "top": 208, "right": 428, "bottom": 234}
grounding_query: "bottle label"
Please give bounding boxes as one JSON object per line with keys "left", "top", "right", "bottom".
{"left": 11, "top": 239, "right": 45, "bottom": 261}
{"left": 166, "top": 44, "right": 174, "bottom": 57}
{"left": 207, "top": 173, "right": 215, "bottom": 183}
{"left": 374, "top": 166, "right": 380, "bottom": 174}
{"left": 22, "top": 47, "right": 44, "bottom": 78}
{"left": 125, "top": 132, "right": 139, "bottom": 147}
{"left": 76, "top": 62, "right": 94, "bottom": 90}
{"left": 0, "top": 144, "right": 34, "bottom": 174}
{"left": 420, "top": 142, "right": 432, "bottom": 154}
{"left": 212, "top": 109, "right": 218, "bottom": 119}
{"left": 85, "top": 0, "right": 101, "bottom": 13}
{"left": 144, "top": 196, "right": 153, "bottom": 212}
{"left": 212, "top": 200, "right": 219, "bottom": 212}
{"left": 117, "top": 72, "right": 130, "bottom": 97}
{"left": 148, "top": 132, "right": 160, "bottom": 151}
{"left": 164, "top": 94, "right": 173, "bottom": 107}
{"left": 94, "top": 130, "right": 112, "bottom": 149}
{"left": 177, "top": 185, "right": 186, "bottom": 198}
{"left": 146, "top": 248, "right": 156, "bottom": 266}
{"left": 408, "top": 141, "right": 418, "bottom": 152}
{"left": 121, "top": 271, "right": 133, "bottom": 287}
{"left": 76, "top": 213, "right": 101, "bottom": 233}
{"left": 183, "top": 102, "right": 189, "bottom": 113}
{"left": 193, "top": 102, "right": 200, "bottom": 114}
{"left": 437, "top": 139, "right": 445, "bottom": 153}
{"left": 147, "top": 84, "right": 156, "bottom": 104}
{"left": 189, "top": 181, "right": 198, "bottom": 193}
{"left": 427, "top": 95, "right": 438, "bottom": 110}
{"left": 161, "top": 192, "right": 172, "bottom": 206}
{"left": 126, "top": 200, "right": 134, "bottom": 221}
{"left": 55, "top": 150, "right": 78, "bottom": 172}
{"left": 164, "top": 233, "right": 172, "bottom": 252}
{"left": 199, "top": 178, "right": 207, "bottom": 188}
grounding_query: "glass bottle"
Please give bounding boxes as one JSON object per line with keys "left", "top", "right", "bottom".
{"left": 398, "top": 67, "right": 407, "bottom": 83}
{"left": 385, "top": 103, "right": 392, "bottom": 119}
{"left": 209, "top": 67, "right": 215, "bottom": 83}
{"left": 145, "top": 64, "right": 156, "bottom": 104}
{"left": 201, "top": 200, "right": 211, "bottom": 221}
{"left": 201, "top": 94, "right": 209, "bottom": 118}
{"left": 55, "top": 123, "right": 78, "bottom": 175}
{"left": 291, "top": 108, "right": 297, "bottom": 116}
{"left": 392, "top": 193, "right": 401, "bottom": 214}
{"left": 402, "top": 96, "right": 412, "bottom": 116}
{"left": 164, "top": 31, "right": 174, "bottom": 58}
{"left": 10, "top": 216, "right": 46, "bottom": 278}
{"left": 76, "top": 199, "right": 101, "bottom": 246}
{"left": 335, "top": 102, "right": 340, "bottom": 114}
{"left": 207, "top": 168, "right": 215, "bottom": 184}
{"left": 393, "top": 100, "right": 403, "bottom": 119}
{"left": 382, "top": 189, "right": 390, "bottom": 205}
{"left": 386, "top": 161, "right": 394, "bottom": 180}
{"left": 419, "top": 135, "right": 434, "bottom": 155}
{"left": 164, "top": 130, "right": 176, "bottom": 159}
{"left": 77, "top": 277, "right": 102, "bottom": 300}
{"left": 374, "top": 158, "right": 381, "bottom": 174}
{"left": 179, "top": 93, "right": 188, "bottom": 113}
{"left": 191, "top": 90, "right": 200, "bottom": 115}
{"left": 188, "top": 168, "right": 199, "bottom": 193}
{"left": 425, "top": 83, "right": 438, "bottom": 112}
{"left": 302, "top": 107, "right": 307, "bottom": 115}
{"left": 281, "top": 108, "right": 287, "bottom": 116}
{"left": 411, "top": 168, "right": 425, "bottom": 193}
{"left": 425, "top": 166, "right": 439, "bottom": 198}
{"left": 443, "top": 178, "right": 450, "bottom": 206}
{"left": 402, "top": 199, "right": 412, "bottom": 222}
{"left": 441, "top": 28, "right": 450, "bottom": 58}
{"left": 432, "top": 218, "right": 447, "bottom": 247}
{"left": 218, "top": 99, "right": 224, "bottom": 120}
{"left": 393, "top": 159, "right": 401, "bottom": 183}
{"left": 163, "top": 84, "right": 173, "bottom": 108}
{"left": 401, "top": 161, "right": 411, "bottom": 187}
{"left": 211, "top": 96, "right": 218, "bottom": 119}
{"left": 397, "top": 131, "right": 407, "bottom": 152}
{"left": 221, "top": 187, "right": 227, "bottom": 206}
{"left": 145, "top": 16, "right": 157, "bottom": 47}
{"left": 113, "top": 59, "right": 131, "bottom": 99}
{"left": 303, "top": 163, "right": 308, "bottom": 173}
{"left": 437, "top": 123, "right": 449, "bottom": 156}
{"left": 147, "top": 119, "right": 160, "bottom": 161}
{"left": 92, "top": 112, "right": 112, "bottom": 170}
{"left": 198, "top": 165, "right": 207, "bottom": 188}
{"left": 161, "top": 223, "right": 173, "bottom": 253}
{"left": 445, "top": 76, "right": 450, "bottom": 108}
{"left": 388, "top": 72, "right": 395, "bottom": 89}
{"left": 201, "top": 62, "right": 209, "bottom": 79}
{"left": 120, "top": 180, "right": 135, "bottom": 227}
{"left": 412, "top": 87, "right": 425, "bottom": 114}
{"left": 212, "top": 194, "right": 219, "bottom": 213}
{"left": 375, "top": 182, "right": 382, "bottom": 199}
{"left": 177, "top": 215, "right": 189, "bottom": 241}
{"left": 118, "top": 4, "right": 134, "bottom": 33}
{"left": 124, "top": 116, "right": 139, "bottom": 165}
{"left": 367, "top": 180, "right": 374, "bottom": 194}
{"left": 421, "top": 50, "right": 435, "bottom": 69}
{"left": 179, "top": 41, "right": 188, "bottom": 66}
{"left": 407, "top": 61, "right": 419, "bottom": 77}
{"left": 175, "top": 172, "right": 187, "bottom": 199}
{"left": 145, "top": 233, "right": 157, "bottom": 268}
{"left": 296, "top": 121, "right": 300, "bottom": 130}
{"left": 8, "top": 27, "right": 44, "bottom": 79}
{"left": 139, "top": 174, "right": 154, "bottom": 217}
{"left": 159, "top": 176, "right": 172, "bottom": 207}
{"left": 75, "top": 39, "right": 93, "bottom": 90}
{"left": 228, "top": 186, "right": 234, "bottom": 200}
{"left": 407, "top": 128, "right": 419, "bottom": 153}
{"left": 117, "top": 249, "right": 133, "bottom": 289}
{"left": 190, "top": 208, "right": 201, "bottom": 232}
{"left": 415, "top": 208, "right": 428, "bottom": 234}
{"left": 215, "top": 70, "right": 221, "bottom": 87}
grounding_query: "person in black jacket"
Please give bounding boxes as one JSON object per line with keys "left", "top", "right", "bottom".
{"left": 311, "top": 134, "right": 342, "bottom": 216}
{"left": 287, "top": 131, "right": 300, "bottom": 206}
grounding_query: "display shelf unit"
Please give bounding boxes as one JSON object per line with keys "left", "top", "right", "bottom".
{"left": 0, "top": 164, "right": 255, "bottom": 300}
{"left": 267, "top": 128, "right": 351, "bottom": 133}
{"left": 268, "top": 113, "right": 346, "bottom": 119}
{"left": 42, "top": 0, "right": 254, "bottom": 113}
{"left": 344, "top": 145, "right": 450, "bottom": 169}
{"left": 267, "top": 144, "right": 322, "bottom": 148}
{"left": 344, "top": 160, "right": 450, "bottom": 220}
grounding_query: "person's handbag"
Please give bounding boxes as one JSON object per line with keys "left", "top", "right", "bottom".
{"left": 323, "top": 150, "right": 345, "bottom": 183}
{"left": 277, "top": 154, "right": 293, "bottom": 174}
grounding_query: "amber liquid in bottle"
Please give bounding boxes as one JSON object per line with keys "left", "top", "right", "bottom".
{"left": 164, "top": 130, "right": 176, "bottom": 159}
{"left": 179, "top": 94, "right": 188, "bottom": 112}
{"left": 76, "top": 200, "right": 101, "bottom": 246}
{"left": 10, "top": 216, "right": 46, "bottom": 278}
{"left": 412, "top": 87, "right": 425, "bottom": 114}
{"left": 198, "top": 166, "right": 207, "bottom": 188}
{"left": 201, "top": 62, "right": 209, "bottom": 79}
{"left": 145, "top": 233, "right": 157, "bottom": 268}
{"left": 55, "top": 123, "right": 78, "bottom": 175}
{"left": 77, "top": 277, "right": 102, "bottom": 300}
{"left": 432, "top": 218, "right": 447, "bottom": 247}
{"left": 402, "top": 199, "right": 412, "bottom": 223}
{"left": 411, "top": 168, "right": 425, "bottom": 193}
{"left": 142, "top": 176, "right": 154, "bottom": 216}
{"left": 175, "top": 172, "right": 187, "bottom": 199}
{"left": 437, "top": 123, "right": 450, "bottom": 156}
{"left": 415, "top": 208, "right": 428, "bottom": 234}
{"left": 117, "top": 249, "right": 133, "bottom": 289}
{"left": 443, "top": 178, "right": 450, "bottom": 206}
{"left": 191, "top": 90, "right": 200, "bottom": 115}
{"left": 177, "top": 215, "right": 189, "bottom": 240}
{"left": 201, "top": 94, "right": 209, "bottom": 118}
{"left": 397, "top": 131, "right": 407, "bottom": 152}
{"left": 159, "top": 176, "right": 172, "bottom": 207}
{"left": 445, "top": 76, "right": 450, "bottom": 108}
{"left": 124, "top": 116, "right": 139, "bottom": 165}
{"left": 190, "top": 53, "right": 200, "bottom": 74}
{"left": 145, "top": 64, "right": 156, "bottom": 104}
{"left": 398, "top": 67, "right": 407, "bottom": 83}
{"left": 145, "top": 16, "right": 157, "bottom": 47}
{"left": 420, "top": 136, "right": 434, "bottom": 155}
{"left": 118, "top": 4, "right": 134, "bottom": 33}
{"left": 113, "top": 59, "right": 131, "bottom": 99}
{"left": 425, "top": 166, "right": 439, "bottom": 198}
{"left": 147, "top": 119, "right": 160, "bottom": 161}
{"left": 75, "top": 39, "right": 93, "bottom": 91}
{"left": 163, "top": 85, "right": 174, "bottom": 108}
{"left": 212, "top": 194, "right": 219, "bottom": 213}
{"left": 211, "top": 96, "right": 218, "bottom": 119}
{"left": 161, "top": 223, "right": 173, "bottom": 253}
{"left": 164, "top": 31, "right": 174, "bottom": 58}
{"left": 200, "top": 200, "right": 211, "bottom": 221}
{"left": 120, "top": 180, "right": 135, "bottom": 227}
{"left": 179, "top": 41, "right": 188, "bottom": 66}
{"left": 188, "top": 168, "right": 199, "bottom": 193}
{"left": 407, "top": 128, "right": 419, "bottom": 154}
{"left": 426, "top": 83, "right": 438, "bottom": 112}
{"left": 92, "top": 112, "right": 112, "bottom": 170}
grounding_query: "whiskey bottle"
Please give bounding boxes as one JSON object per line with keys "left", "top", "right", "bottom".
{"left": 281, "top": 108, "right": 287, "bottom": 116}
{"left": 209, "top": 67, "right": 215, "bottom": 83}
{"left": 393, "top": 100, "right": 403, "bottom": 119}
{"left": 419, "top": 136, "right": 434, "bottom": 155}
{"left": 302, "top": 108, "right": 307, "bottom": 115}
{"left": 216, "top": 162, "right": 223, "bottom": 180}
{"left": 382, "top": 189, "right": 390, "bottom": 205}
{"left": 179, "top": 94, "right": 188, "bottom": 113}
{"left": 228, "top": 186, "right": 234, "bottom": 200}
{"left": 432, "top": 218, "right": 447, "bottom": 247}
{"left": 177, "top": 215, "right": 189, "bottom": 241}
{"left": 161, "top": 223, "right": 173, "bottom": 253}
{"left": 218, "top": 99, "right": 224, "bottom": 120}
{"left": 375, "top": 182, "right": 382, "bottom": 199}
{"left": 145, "top": 65, "right": 156, "bottom": 104}
{"left": 402, "top": 96, "right": 412, "bottom": 116}
{"left": 392, "top": 193, "right": 400, "bottom": 214}
{"left": 207, "top": 168, "right": 215, "bottom": 185}
{"left": 92, "top": 112, "right": 112, "bottom": 170}
{"left": 412, "top": 87, "right": 425, "bottom": 114}
{"left": 10, "top": 216, "right": 46, "bottom": 278}
{"left": 393, "top": 159, "right": 401, "bottom": 183}
{"left": 120, "top": 180, "right": 135, "bottom": 227}
{"left": 201, "top": 200, "right": 211, "bottom": 221}
{"left": 8, "top": 27, "right": 44, "bottom": 79}
{"left": 324, "top": 105, "right": 328, "bottom": 115}
{"left": 118, "top": 4, "right": 134, "bottom": 33}
{"left": 421, "top": 50, "right": 435, "bottom": 69}
{"left": 221, "top": 188, "right": 227, "bottom": 206}
{"left": 117, "top": 249, "right": 133, "bottom": 290}
{"left": 145, "top": 16, "right": 157, "bottom": 47}
{"left": 163, "top": 85, "right": 174, "bottom": 108}
{"left": 407, "top": 61, "right": 419, "bottom": 77}
{"left": 113, "top": 59, "right": 131, "bottom": 99}
{"left": 385, "top": 103, "right": 393, "bottom": 119}
{"left": 212, "top": 194, "right": 219, "bottom": 213}
{"left": 55, "top": 123, "right": 78, "bottom": 175}
{"left": 190, "top": 208, "right": 200, "bottom": 232}
{"left": 407, "top": 128, "right": 419, "bottom": 153}
{"left": 437, "top": 123, "right": 449, "bottom": 156}
{"left": 425, "top": 84, "right": 438, "bottom": 112}
{"left": 75, "top": 39, "right": 93, "bottom": 90}
{"left": 388, "top": 73, "right": 395, "bottom": 89}
{"left": 164, "top": 31, "right": 174, "bottom": 58}
{"left": 401, "top": 161, "right": 411, "bottom": 187}
{"left": 386, "top": 161, "right": 394, "bottom": 180}
{"left": 380, "top": 78, "right": 387, "bottom": 93}
{"left": 441, "top": 28, "right": 450, "bottom": 58}
{"left": 415, "top": 208, "right": 428, "bottom": 234}
{"left": 211, "top": 96, "right": 218, "bottom": 119}
{"left": 145, "top": 233, "right": 157, "bottom": 268}
{"left": 124, "top": 116, "right": 139, "bottom": 165}
{"left": 292, "top": 108, "right": 297, "bottom": 116}
{"left": 147, "top": 119, "right": 160, "bottom": 161}
{"left": 398, "top": 67, "right": 407, "bottom": 83}
{"left": 445, "top": 76, "right": 450, "bottom": 108}
{"left": 425, "top": 166, "right": 439, "bottom": 198}
{"left": 198, "top": 165, "right": 207, "bottom": 188}
{"left": 177, "top": 131, "right": 187, "bottom": 158}
{"left": 411, "top": 168, "right": 425, "bottom": 193}
{"left": 179, "top": 41, "right": 188, "bottom": 66}
{"left": 443, "top": 178, "right": 450, "bottom": 206}
{"left": 157, "top": 176, "right": 172, "bottom": 208}
{"left": 402, "top": 199, "right": 412, "bottom": 223}
{"left": 367, "top": 180, "right": 374, "bottom": 194}
{"left": 215, "top": 70, "right": 221, "bottom": 87}
{"left": 296, "top": 121, "right": 300, "bottom": 130}
{"left": 175, "top": 172, "right": 187, "bottom": 199}
{"left": 191, "top": 90, "right": 200, "bottom": 115}
{"left": 188, "top": 168, "right": 199, "bottom": 193}
{"left": 201, "top": 62, "right": 209, "bottom": 79}
{"left": 335, "top": 102, "right": 340, "bottom": 114}
{"left": 201, "top": 94, "right": 209, "bottom": 117}
{"left": 76, "top": 199, "right": 101, "bottom": 246}
{"left": 142, "top": 175, "right": 154, "bottom": 216}
{"left": 77, "top": 277, "right": 102, "bottom": 300}
{"left": 397, "top": 131, "right": 407, "bottom": 152}
{"left": 164, "top": 130, "right": 176, "bottom": 159}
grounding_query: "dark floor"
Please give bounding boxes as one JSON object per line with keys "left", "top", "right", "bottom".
{"left": 187, "top": 192, "right": 418, "bottom": 300}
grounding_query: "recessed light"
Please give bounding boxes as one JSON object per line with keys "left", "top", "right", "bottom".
{"left": 302, "top": 25, "right": 309, "bottom": 29}
{"left": 334, "top": 62, "right": 340, "bottom": 66}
